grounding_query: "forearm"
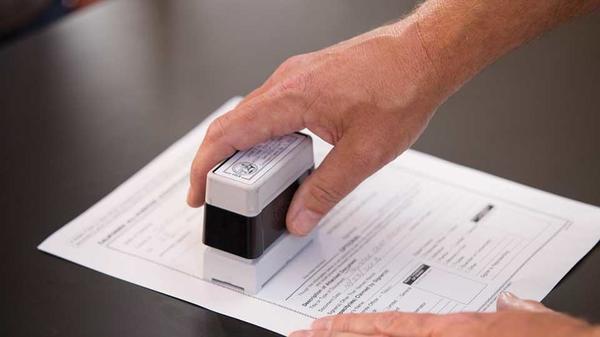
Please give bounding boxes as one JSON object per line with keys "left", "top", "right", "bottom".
{"left": 395, "top": 0, "right": 599, "bottom": 97}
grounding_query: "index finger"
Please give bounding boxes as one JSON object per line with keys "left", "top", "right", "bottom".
{"left": 186, "top": 94, "right": 307, "bottom": 207}
{"left": 311, "top": 312, "right": 437, "bottom": 336}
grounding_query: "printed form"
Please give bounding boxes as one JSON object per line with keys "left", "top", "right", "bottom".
{"left": 39, "top": 97, "right": 600, "bottom": 335}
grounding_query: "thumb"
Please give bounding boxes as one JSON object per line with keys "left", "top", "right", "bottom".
{"left": 286, "top": 133, "right": 393, "bottom": 235}
{"left": 496, "top": 292, "right": 554, "bottom": 313}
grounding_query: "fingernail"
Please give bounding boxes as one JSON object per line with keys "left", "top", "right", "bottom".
{"left": 497, "top": 291, "right": 520, "bottom": 308}
{"left": 501, "top": 291, "right": 517, "bottom": 299}
{"left": 288, "top": 330, "right": 314, "bottom": 337}
{"left": 497, "top": 291, "right": 517, "bottom": 311}
{"left": 311, "top": 316, "right": 333, "bottom": 330}
{"left": 291, "top": 209, "right": 322, "bottom": 235}
{"left": 497, "top": 291, "right": 551, "bottom": 313}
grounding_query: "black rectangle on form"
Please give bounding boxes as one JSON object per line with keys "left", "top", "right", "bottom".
{"left": 472, "top": 204, "right": 495, "bottom": 223}
{"left": 403, "top": 264, "right": 430, "bottom": 285}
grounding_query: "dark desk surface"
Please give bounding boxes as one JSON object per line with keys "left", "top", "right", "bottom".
{"left": 1, "top": 1, "right": 599, "bottom": 336}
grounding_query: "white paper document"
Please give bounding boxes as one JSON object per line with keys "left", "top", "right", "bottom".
{"left": 39, "top": 97, "right": 600, "bottom": 335}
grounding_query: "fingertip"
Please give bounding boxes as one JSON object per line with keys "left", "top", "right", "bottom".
{"left": 496, "top": 291, "right": 552, "bottom": 313}
{"left": 286, "top": 216, "right": 309, "bottom": 236}
{"left": 287, "top": 173, "right": 334, "bottom": 236}
{"left": 186, "top": 187, "right": 204, "bottom": 208}
{"left": 286, "top": 192, "right": 322, "bottom": 235}
{"left": 496, "top": 291, "right": 515, "bottom": 311}
{"left": 288, "top": 208, "right": 321, "bottom": 235}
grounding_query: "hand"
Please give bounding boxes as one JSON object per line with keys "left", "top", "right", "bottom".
{"left": 187, "top": 0, "right": 599, "bottom": 235}
{"left": 289, "top": 292, "right": 599, "bottom": 337}
{"left": 187, "top": 18, "right": 448, "bottom": 235}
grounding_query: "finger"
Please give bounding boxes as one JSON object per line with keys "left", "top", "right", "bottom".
{"left": 289, "top": 330, "right": 369, "bottom": 337}
{"left": 187, "top": 89, "right": 308, "bottom": 207}
{"left": 187, "top": 139, "right": 236, "bottom": 207}
{"left": 311, "top": 312, "right": 435, "bottom": 337}
{"left": 286, "top": 131, "right": 394, "bottom": 235}
{"left": 311, "top": 313, "right": 381, "bottom": 335}
{"left": 496, "top": 292, "right": 554, "bottom": 313}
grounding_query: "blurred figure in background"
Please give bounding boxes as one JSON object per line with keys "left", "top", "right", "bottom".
{"left": 0, "top": 0, "right": 98, "bottom": 44}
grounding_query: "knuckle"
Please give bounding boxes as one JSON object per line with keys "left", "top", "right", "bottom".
{"left": 283, "top": 54, "right": 307, "bottom": 68}
{"left": 237, "top": 109, "right": 274, "bottom": 146}
{"left": 418, "top": 313, "right": 439, "bottom": 325}
{"left": 374, "top": 312, "right": 402, "bottom": 330}
{"left": 205, "top": 116, "right": 228, "bottom": 142}
{"left": 275, "top": 55, "right": 300, "bottom": 75}
{"left": 322, "top": 329, "right": 336, "bottom": 337}
{"left": 330, "top": 315, "right": 350, "bottom": 331}
{"left": 307, "top": 176, "right": 344, "bottom": 210}
{"left": 411, "top": 314, "right": 437, "bottom": 337}
{"left": 237, "top": 107, "right": 260, "bottom": 125}
{"left": 273, "top": 73, "right": 312, "bottom": 97}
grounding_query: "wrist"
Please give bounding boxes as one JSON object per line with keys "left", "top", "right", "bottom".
{"left": 362, "top": 20, "right": 454, "bottom": 109}
{"left": 401, "top": 0, "right": 598, "bottom": 99}
{"left": 365, "top": 5, "right": 479, "bottom": 105}
{"left": 404, "top": 0, "right": 499, "bottom": 96}
{"left": 324, "top": 19, "right": 451, "bottom": 119}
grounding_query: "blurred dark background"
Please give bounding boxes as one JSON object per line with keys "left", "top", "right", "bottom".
{"left": 0, "top": 0, "right": 98, "bottom": 44}
{"left": 0, "top": 1, "right": 598, "bottom": 337}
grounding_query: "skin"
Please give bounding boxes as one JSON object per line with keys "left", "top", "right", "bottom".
{"left": 289, "top": 292, "right": 600, "bottom": 337}
{"left": 187, "top": 0, "right": 599, "bottom": 235}
{"left": 187, "top": 0, "right": 600, "bottom": 335}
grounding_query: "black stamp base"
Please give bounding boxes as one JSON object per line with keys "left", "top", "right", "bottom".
{"left": 203, "top": 171, "right": 309, "bottom": 259}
